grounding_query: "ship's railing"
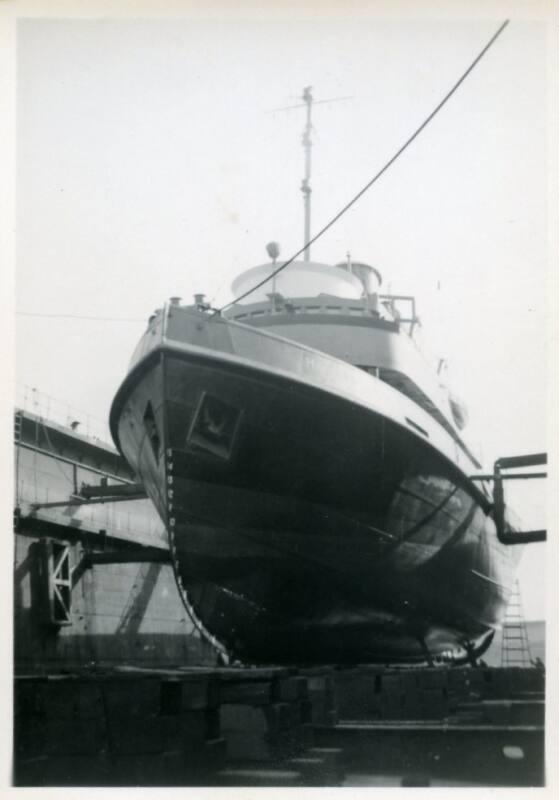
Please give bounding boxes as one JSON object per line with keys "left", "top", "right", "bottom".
{"left": 15, "top": 383, "right": 113, "bottom": 446}
{"left": 228, "top": 297, "right": 375, "bottom": 321}
{"left": 378, "top": 294, "right": 419, "bottom": 337}
{"left": 229, "top": 291, "right": 421, "bottom": 337}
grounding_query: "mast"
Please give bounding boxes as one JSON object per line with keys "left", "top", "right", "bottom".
{"left": 267, "top": 87, "right": 350, "bottom": 262}
{"left": 301, "top": 86, "right": 313, "bottom": 261}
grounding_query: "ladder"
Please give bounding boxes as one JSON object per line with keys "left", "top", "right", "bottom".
{"left": 501, "top": 578, "right": 532, "bottom": 667}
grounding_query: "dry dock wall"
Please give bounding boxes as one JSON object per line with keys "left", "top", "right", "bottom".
{"left": 14, "top": 410, "right": 217, "bottom": 671}
{"left": 14, "top": 536, "right": 213, "bottom": 670}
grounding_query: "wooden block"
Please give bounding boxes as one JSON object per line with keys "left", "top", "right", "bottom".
{"left": 103, "top": 678, "right": 161, "bottom": 716}
{"left": 401, "top": 670, "right": 420, "bottom": 693}
{"left": 300, "top": 699, "right": 313, "bottom": 724}
{"left": 420, "top": 688, "right": 448, "bottom": 720}
{"left": 447, "top": 668, "right": 470, "bottom": 696}
{"left": 207, "top": 678, "right": 221, "bottom": 709}
{"left": 160, "top": 677, "right": 210, "bottom": 712}
{"left": 380, "top": 694, "right": 403, "bottom": 720}
{"left": 274, "top": 727, "right": 303, "bottom": 760}
{"left": 175, "top": 710, "right": 213, "bottom": 747}
{"left": 273, "top": 676, "right": 300, "bottom": 702}
{"left": 159, "top": 680, "right": 182, "bottom": 714}
{"left": 44, "top": 717, "right": 107, "bottom": 756}
{"left": 481, "top": 700, "right": 511, "bottom": 725}
{"left": 510, "top": 669, "right": 544, "bottom": 694}
{"left": 309, "top": 697, "right": 338, "bottom": 725}
{"left": 291, "top": 722, "right": 305, "bottom": 754}
{"left": 181, "top": 677, "right": 211, "bottom": 710}
{"left": 488, "top": 669, "right": 511, "bottom": 699}
{"left": 201, "top": 736, "right": 227, "bottom": 771}
{"left": 219, "top": 704, "right": 297, "bottom": 762}
{"left": 109, "top": 714, "right": 172, "bottom": 755}
{"left": 307, "top": 674, "right": 333, "bottom": 693}
{"left": 335, "top": 676, "right": 379, "bottom": 720}
{"left": 324, "top": 709, "right": 338, "bottom": 726}
{"left": 220, "top": 702, "right": 291, "bottom": 736}
{"left": 14, "top": 680, "right": 45, "bottom": 718}
{"left": 205, "top": 708, "right": 221, "bottom": 740}
{"left": 301, "top": 724, "right": 315, "bottom": 750}
{"left": 309, "top": 697, "right": 327, "bottom": 723}
{"left": 222, "top": 730, "right": 276, "bottom": 761}
{"left": 265, "top": 703, "right": 290, "bottom": 735}
{"left": 290, "top": 701, "right": 305, "bottom": 726}
{"left": 307, "top": 746, "right": 344, "bottom": 780}
{"left": 510, "top": 700, "right": 545, "bottom": 725}
{"left": 417, "top": 668, "right": 447, "bottom": 690}
{"left": 464, "top": 668, "right": 485, "bottom": 689}
{"left": 40, "top": 680, "right": 104, "bottom": 719}
{"left": 479, "top": 668, "right": 497, "bottom": 698}
{"left": 380, "top": 673, "right": 402, "bottom": 695}
{"left": 401, "top": 696, "right": 424, "bottom": 720}
{"left": 219, "top": 680, "right": 272, "bottom": 706}
{"left": 278, "top": 699, "right": 296, "bottom": 726}
{"left": 220, "top": 704, "right": 268, "bottom": 735}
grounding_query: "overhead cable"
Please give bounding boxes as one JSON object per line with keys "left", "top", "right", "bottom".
{"left": 17, "top": 311, "right": 145, "bottom": 323}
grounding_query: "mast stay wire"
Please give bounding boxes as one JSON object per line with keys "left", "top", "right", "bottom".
{"left": 215, "top": 19, "right": 510, "bottom": 315}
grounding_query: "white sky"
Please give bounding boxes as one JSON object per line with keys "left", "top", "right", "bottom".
{"left": 14, "top": 12, "right": 549, "bottom": 618}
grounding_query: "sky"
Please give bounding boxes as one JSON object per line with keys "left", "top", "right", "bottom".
{"left": 14, "top": 11, "right": 549, "bottom": 618}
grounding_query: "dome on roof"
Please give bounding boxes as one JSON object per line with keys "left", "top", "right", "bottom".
{"left": 231, "top": 260, "right": 364, "bottom": 304}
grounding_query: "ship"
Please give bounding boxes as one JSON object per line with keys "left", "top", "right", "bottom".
{"left": 109, "top": 88, "right": 525, "bottom": 665}
{"left": 109, "top": 251, "right": 524, "bottom": 665}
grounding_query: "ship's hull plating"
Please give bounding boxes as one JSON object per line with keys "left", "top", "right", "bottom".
{"left": 111, "top": 328, "right": 516, "bottom": 664}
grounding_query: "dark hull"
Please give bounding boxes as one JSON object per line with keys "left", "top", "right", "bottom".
{"left": 111, "top": 343, "right": 516, "bottom": 664}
